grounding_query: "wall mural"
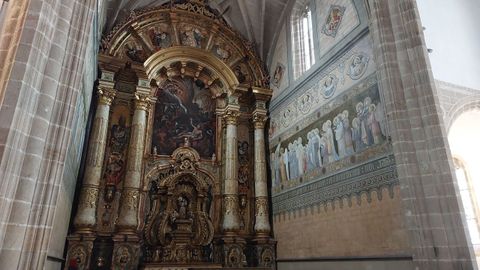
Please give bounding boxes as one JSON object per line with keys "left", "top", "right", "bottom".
{"left": 322, "top": 5, "right": 346, "bottom": 37}
{"left": 270, "top": 82, "right": 387, "bottom": 193}
{"left": 269, "top": 42, "right": 374, "bottom": 139}
{"left": 147, "top": 24, "right": 172, "bottom": 50}
{"left": 151, "top": 76, "right": 216, "bottom": 158}
{"left": 272, "top": 63, "right": 285, "bottom": 88}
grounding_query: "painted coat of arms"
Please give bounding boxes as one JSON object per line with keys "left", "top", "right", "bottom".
{"left": 322, "top": 5, "right": 346, "bottom": 37}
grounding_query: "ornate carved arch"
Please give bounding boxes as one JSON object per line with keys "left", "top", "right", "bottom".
{"left": 100, "top": 1, "right": 269, "bottom": 93}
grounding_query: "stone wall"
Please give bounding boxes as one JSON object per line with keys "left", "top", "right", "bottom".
{"left": 274, "top": 186, "right": 409, "bottom": 258}
{"left": 0, "top": 0, "right": 100, "bottom": 269}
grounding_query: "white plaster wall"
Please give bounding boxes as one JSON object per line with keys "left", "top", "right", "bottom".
{"left": 417, "top": 0, "right": 480, "bottom": 90}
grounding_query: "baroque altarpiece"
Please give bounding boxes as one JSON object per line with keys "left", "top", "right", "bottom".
{"left": 66, "top": 1, "right": 275, "bottom": 269}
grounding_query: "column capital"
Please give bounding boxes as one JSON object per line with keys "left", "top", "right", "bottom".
{"left": 252, "top": 112, "right": 268, "bottom": 129}
{"left": 98, "top": 87, "right": 116, "bottom": 106}
{"left": 134, "top": 93, "right": 152, "bottom": 111}
{"left": 223, "top": 107, "right": 241, "bottom": 126}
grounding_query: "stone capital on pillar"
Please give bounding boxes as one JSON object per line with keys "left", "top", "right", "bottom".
{"left": 223, "top": 107, "right": 241, "bottom": 126}
{"left": 97, "top": 86, "right": 116, "bottom": 106}
{"left": 134, "top": 93, "right": 152, "bottom": 111}
{"left": 252, "top": 112, "right": 267, "bottom": 129}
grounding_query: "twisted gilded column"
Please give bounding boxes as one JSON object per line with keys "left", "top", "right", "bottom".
{"left": 252, "top": 108, "right": 271, "bottom": 238}
{"left": 117, "top": 92, "right": 151, "bottom": 233}
{"left": 74, "top": 83, "right": 116, "bottom": 232}
{"left": 222, "top": 105, "right": 241, "bottom": 234}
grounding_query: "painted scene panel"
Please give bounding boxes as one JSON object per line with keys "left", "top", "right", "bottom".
{"left": 270, "top": 84, "right": 388, "bottom": 192}
{"left": 151, "top": 76, "right": 216, "bottom": 158}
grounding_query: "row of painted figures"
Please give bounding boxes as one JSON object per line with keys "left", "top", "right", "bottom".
{"left": 270, "top": 97, "right": 387, "bottom": 187}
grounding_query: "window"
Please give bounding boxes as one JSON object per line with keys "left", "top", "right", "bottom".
{"left": 291, "top": 1, "right": 315, "bottom": 79}
{"left": 454, "top": 157, "right": 480, "bottom": 258}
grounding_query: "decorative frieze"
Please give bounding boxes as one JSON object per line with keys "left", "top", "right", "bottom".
{"left": 272, "top": 154, "right": 398, "bottom": 214}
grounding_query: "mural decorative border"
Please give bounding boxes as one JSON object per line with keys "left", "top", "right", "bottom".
{"left": 270, "top": 73, "right": 378, "bottom": 142}
{"left": 272, "top": 153, "right": 398, "bottom": 214}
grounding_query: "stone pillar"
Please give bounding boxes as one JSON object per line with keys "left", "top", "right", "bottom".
{"left": 116, "top": 92, "right": 151, "bottom": 233}
{"left": 73, "top": 81, "right": 116, "bottom": 233}
{"left": 367, "top": 0, "right": 477, "bottom": 269}
{"left": 222, "top": 105, "right": 241, "bottom": 234}
{"left": 252, "top": 107, "right": 271, "bottom": 239}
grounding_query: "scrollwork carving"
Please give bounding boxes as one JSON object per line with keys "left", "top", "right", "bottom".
{"left": 224, "top": 195, "right": 239, "bottom": 216}
{"left": 225, "top": 244, "right": 247, "bottom": 268}
{"left": 79, "top": 187, "right": 99, "bottom": 209}
{"left": 123, "top": 189, "right": 139, "bottom": 210}
{"left": 255, "top": 197, "right": 268, "bottom": 217}
{"left": 143, "top": 170, "right": 215, "bottom": 264}
{"left": 66, "top": 243, "right": 92, "bottom": 270}
{"left": 260, "top": 246, "right": 275, "bottom": 267}
{"left": 113, "top": 244, "right": 138, "bottom": 270}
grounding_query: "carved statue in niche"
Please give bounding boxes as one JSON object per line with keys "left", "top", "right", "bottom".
{"left": 238, "top": 141, "right": 249, "bottom": 186}
{"left": 110, "top": 116, "right": 129, "bottom": 153}
{"left": 144, "top": 148, "right": 214, "bottom": 265}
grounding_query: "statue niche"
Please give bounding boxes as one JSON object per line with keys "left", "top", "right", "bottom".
{"left": 144, "top": 147, "right": 214, "bottom": 265}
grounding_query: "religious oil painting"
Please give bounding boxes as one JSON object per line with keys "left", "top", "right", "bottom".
{"left": 151, "top": 76, "right": 216, "bottom": 158}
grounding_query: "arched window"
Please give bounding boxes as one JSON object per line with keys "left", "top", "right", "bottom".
{"left": 453, "top": 158, "right": 480, "bottom": 254}
{"left": 291, "top": 0, "right": 315, "bottom": 79}
{"left": 448, "top": 109, "right": 480, "bottom": 263}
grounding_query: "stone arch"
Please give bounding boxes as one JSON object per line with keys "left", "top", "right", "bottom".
{"left": 445, "top": 94, "right": 480, "bottom": 132}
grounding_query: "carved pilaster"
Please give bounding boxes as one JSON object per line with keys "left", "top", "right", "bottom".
{"left": 117, "top": 92, "right": 150, "bottom": 233}
{"left": 73, "top": 86, "right": 116, "bottom": 232}
{"left": 253, "top": 109, "right": 271, "bottom": 238}
{"left": 222, "top": 105, "right": 241, "bottom": 234}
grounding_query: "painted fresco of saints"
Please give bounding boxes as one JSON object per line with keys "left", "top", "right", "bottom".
{"left": 124, "top": 44, "right": 146, "bottom": 62}
{"left": 347, "top": 54, "right": 369, "bottom": 80}
{"left": 320, "top": 75, "right": 337, "bottom": 98}
{"left": 148, "top": 29, "right": 171, "bottom": 49}
{"left": 181, "top": 28, "right": 204, "bottom": 48}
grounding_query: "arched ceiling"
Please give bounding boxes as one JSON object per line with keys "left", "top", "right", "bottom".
{"left": 103, "top": 0, "right": 291, "bottom": 61}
